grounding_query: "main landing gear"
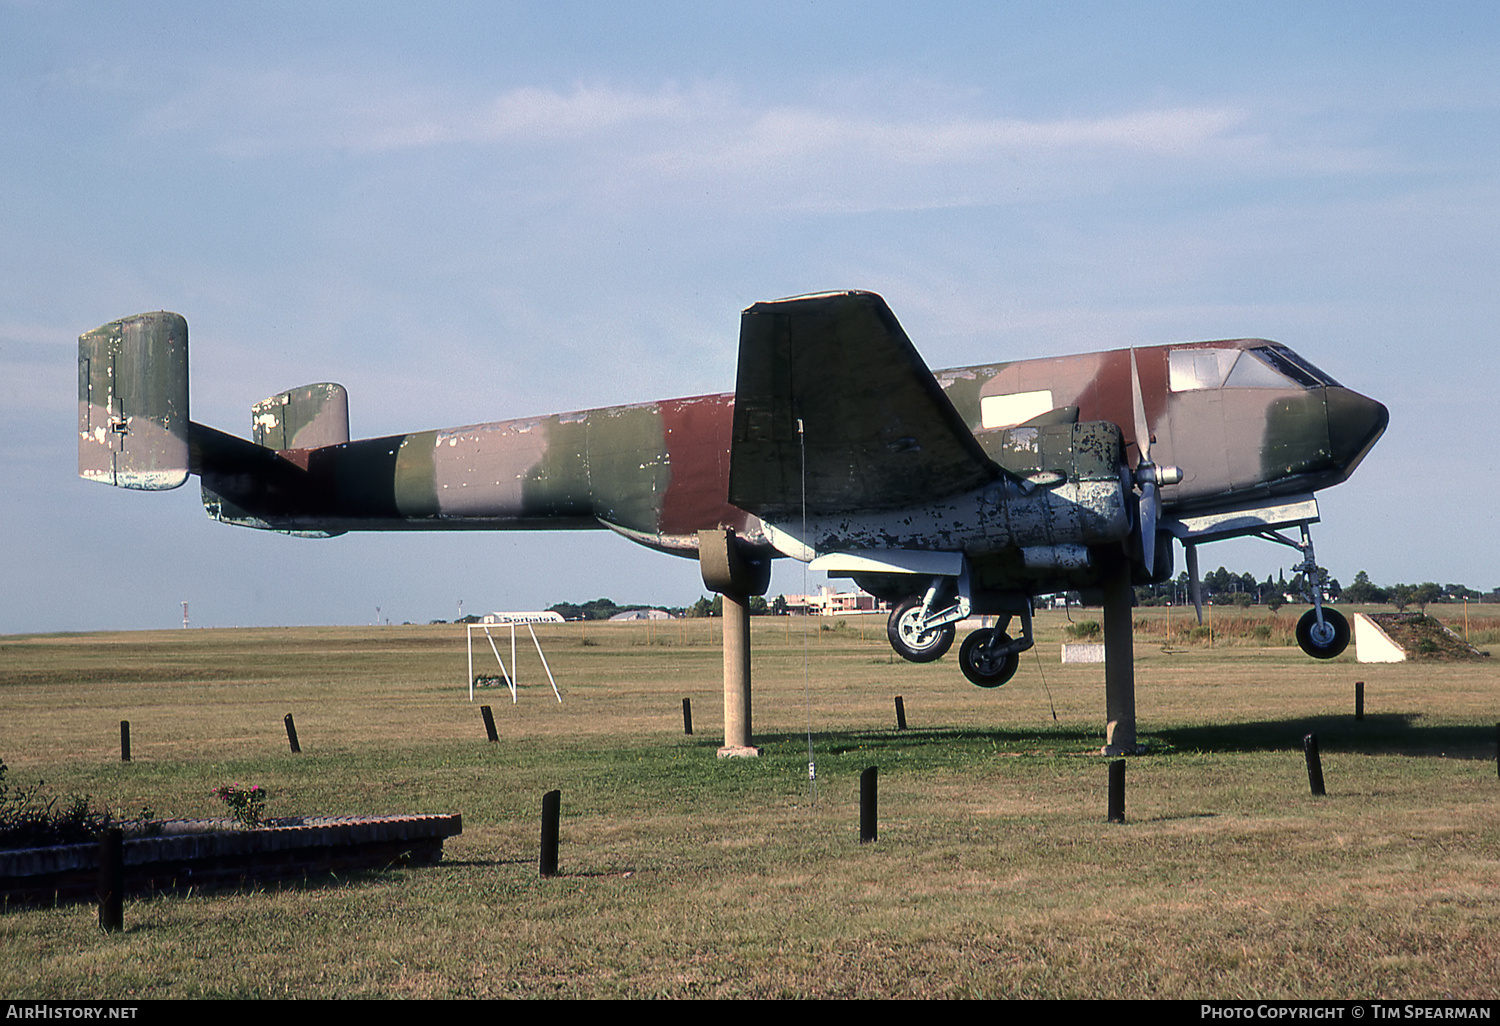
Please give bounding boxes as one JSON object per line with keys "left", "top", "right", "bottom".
{"left": 958, "top": 627, "right": 1021, "bottom": 687}
{"left": 887, "top": 595, "right": 956, "bottom": 662}
{"left": 885, "top": 579, "right": 1033, "bottom": 687}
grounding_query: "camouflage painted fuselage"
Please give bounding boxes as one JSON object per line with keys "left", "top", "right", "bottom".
{"left": 198, "top": 341, "right": 1384, "bottom": 556}
{"left": 79, "top": 300, "right": 1387, "bottom": 599}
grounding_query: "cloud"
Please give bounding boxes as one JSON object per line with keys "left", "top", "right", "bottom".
{"left": 138, "top": 71, "right": 718, "bottom": 156}
{"left": 135, "top": 69, "right": 1398, "bottom": 226}
{"left": 142, "top": 64, "right": 1245, "bottom": 153}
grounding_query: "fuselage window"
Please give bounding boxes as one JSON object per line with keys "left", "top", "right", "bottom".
{"left": 1168, "top": 349, "right": 1238, "bottom": 391}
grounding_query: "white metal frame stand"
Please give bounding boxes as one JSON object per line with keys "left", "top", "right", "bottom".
{"left": 466, "top": 622, "right": 561, "bottom": 703}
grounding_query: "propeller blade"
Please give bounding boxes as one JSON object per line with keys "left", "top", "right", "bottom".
{"left": 1186, "top": 541, "right": 1204, "bottom": 625}
{"left": 1140, "top": 480, "right": 1158, "bottom": 576}
{"left": 1130, "top": 348, "right": 1151, "bottom": 465}
{"left": 1127, "top": 348, "right": 1182, "bottom": 579}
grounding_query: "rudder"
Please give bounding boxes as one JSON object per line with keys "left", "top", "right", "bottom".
{"left": 78, "top": 312, "right": 190, "bottom": 490}
{"left": 251, "top": 383, "right": 349, "bottom": 450}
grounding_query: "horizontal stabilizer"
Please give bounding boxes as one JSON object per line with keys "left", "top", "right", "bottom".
{"left": 729, "top": 291, "right": 997, "bottom": 518}
{"left": 192, "top": 422, "right": 348, "bottom": 537}
{"left": 252, "top": 383, "right": 349, "bottom": 450}
{"left": 78, "top": 312, "right": 190, "bottom": 490}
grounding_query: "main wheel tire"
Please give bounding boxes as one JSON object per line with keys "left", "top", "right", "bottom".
{"left": 887, "top": 596, "right": 956, "bottom": 663}
{"left": 1296, "top": 608, "right": 1350, "bottom": 659}
{"left": 959, "top": 628, "right": 1020, "bottom": 688}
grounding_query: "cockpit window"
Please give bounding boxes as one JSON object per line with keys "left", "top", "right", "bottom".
{"left": 1251, "top": 346, "right": 1340, "bottom": 388}
{"left": 1169, "top": 346, "right": 1339, "bottom": 392}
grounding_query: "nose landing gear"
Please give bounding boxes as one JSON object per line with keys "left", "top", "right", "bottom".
{"left": 1262, "top": 523, "right": 1351, "bottom": 659}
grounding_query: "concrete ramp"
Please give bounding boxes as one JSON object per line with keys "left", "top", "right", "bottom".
{"left": 1356, "top": 611, "right": 1488, "bottom": 662}
{"left": 1354, "top": 613, "right": 1406, "bottom": 663}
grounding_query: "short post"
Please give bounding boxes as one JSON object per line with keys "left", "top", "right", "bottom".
{"left": 1303, "top": 733, "right": 1326, "bottom": 796}
{"left": 1107, "top": 759, "right": 1126, "bottom": 823}
{"left": 539, "top": 789, "right": 561, "bottom": 877}
{"left": 1355, "top": 681, "right": 1364, "bottom": 721}
{"left": 283, "top": 713, "right": 301, "bottom": 754}
{"left": 98, "top": 828, "right": 124, "bottom": 933}
{"left": 119, "top": 720, "right": 131, "bottom": 763}
{"left": 1494, "top": 723, "right": 1498, "bottom": 781}
{"left": 894, "top": 696, "right": 907, "bottom": 731}
{"left": 859, "top": 767, "right": 878, "bottom": 843}
{"left": 480, "top": 705, "right": 498, "bottom": 742}
{"left": 682, "top": 698, "right": 693, "bottom": 736}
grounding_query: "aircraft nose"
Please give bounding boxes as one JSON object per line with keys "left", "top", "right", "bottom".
{"left": 1325, "top": 386, "right": 1388, "bottom": 473}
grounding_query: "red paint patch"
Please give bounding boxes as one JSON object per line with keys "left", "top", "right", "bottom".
{"left": 659, "top": 393, "right": 751, "bottom": 535}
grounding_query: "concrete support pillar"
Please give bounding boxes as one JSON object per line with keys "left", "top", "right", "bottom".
{"left": 698, "top": 528, "right": 768, "bottom": 759}
{"left": 720, "top": 590, "right": 754, "bottom": 755}
{"left": 1102, "top": 557, "right": 1139, "bottom": 755}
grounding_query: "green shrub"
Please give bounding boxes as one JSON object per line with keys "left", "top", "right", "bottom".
{"left": 0, "top": 758, "right": 113, "bottom": 850}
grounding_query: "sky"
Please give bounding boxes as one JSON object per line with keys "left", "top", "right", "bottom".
{"left": 3, "top": 1, "right": 1497, "bottom": 633}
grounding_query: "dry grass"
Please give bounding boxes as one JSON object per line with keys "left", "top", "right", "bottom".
{"left": 2, "top": 614, "right": 1498, "bottom": 999}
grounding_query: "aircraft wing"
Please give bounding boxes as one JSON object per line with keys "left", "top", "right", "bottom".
{"left": 729, "top": 291, "right": 998, "bottom": 519}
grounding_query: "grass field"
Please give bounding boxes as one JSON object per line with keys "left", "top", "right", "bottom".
{"left": 2, "top": 609, "right": 1498, "bottom": 999}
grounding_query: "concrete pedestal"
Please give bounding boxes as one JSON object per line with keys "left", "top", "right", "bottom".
{"left": 1102, "top": 559, "right": 1141, "bottom": 755}
{"left": 717, "top": 590, "right": 759, "bottom": 757}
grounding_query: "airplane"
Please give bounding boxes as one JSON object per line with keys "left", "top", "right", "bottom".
{"left": 78, "top": 290, "right": 1387, "bottom": 741}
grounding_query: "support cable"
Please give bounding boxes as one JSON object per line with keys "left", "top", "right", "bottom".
{"left": 799, "top": 417, "right": 818, "bottom": 802}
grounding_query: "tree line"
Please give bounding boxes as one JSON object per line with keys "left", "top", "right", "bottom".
{"left": 544, "top": 595, "right": 795, "bottom": 620}
{"left": 1135, "top": 568, "right": 1497, "bottom": 612}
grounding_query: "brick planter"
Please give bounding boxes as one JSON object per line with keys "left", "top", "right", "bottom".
{"left": 0, "top": 814, "right": 462, "bottom": 906}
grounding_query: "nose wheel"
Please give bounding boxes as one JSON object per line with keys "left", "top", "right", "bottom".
{"left": 1296, "top": 607, "right": 1350, "bottom": 659}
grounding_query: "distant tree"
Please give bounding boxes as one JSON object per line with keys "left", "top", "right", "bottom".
{"left": 748, "top": 595, "right": 769, "bottom": 615}
{"left": 771, "top": 594, "right": 789, "bottom": 616}
{"left": 548, "top": 598, "right": 641, "bottom": 621}
{"left": 1261, "top": 574, "right": 1285, "bottom": 607}
{"left": 1414, "top": 582, "right": 1443, "bottom": 613}
{"left": 1389, "top": 584, "right": 1416, "bottom": 612}
{"left": 1342, "top": 570, "right": 1386, "bottom": 604}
